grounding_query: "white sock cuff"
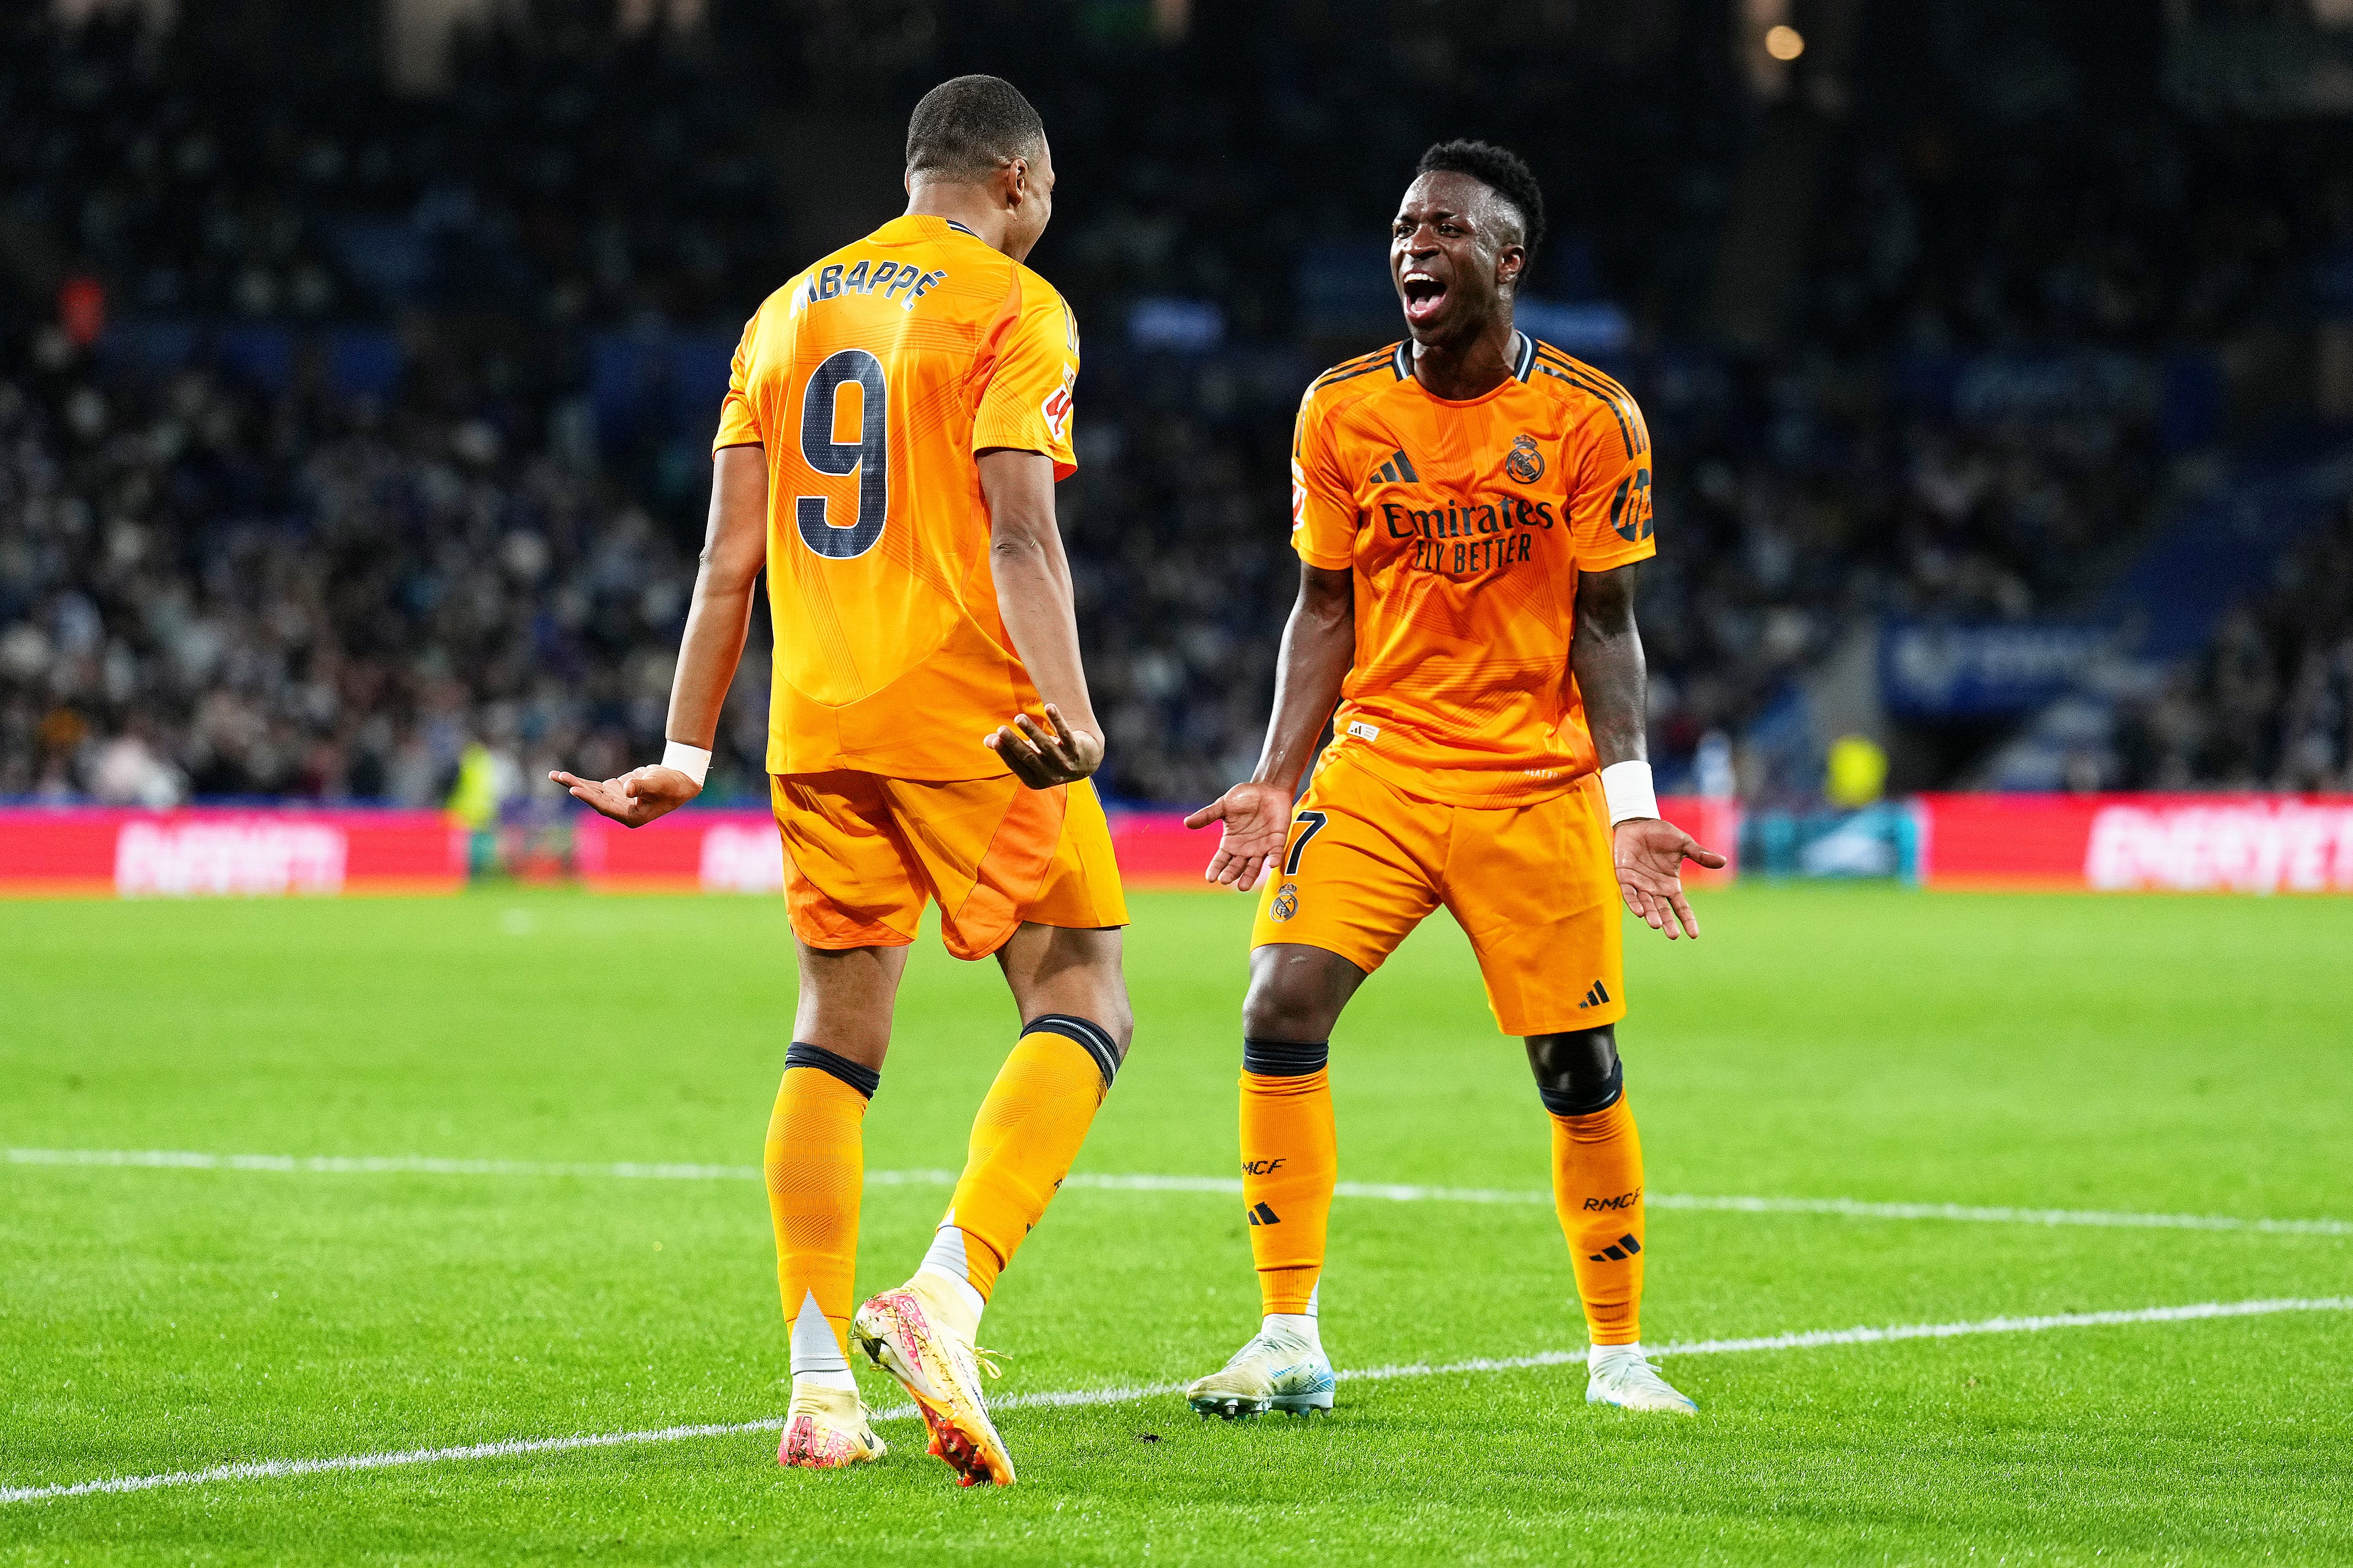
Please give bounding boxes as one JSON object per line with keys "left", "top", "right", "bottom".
{"left": 788, "top": 1289, "right": 851, "bottom": 1383}
{"left": 916, "top": 1259, "right": 989, "bottom": 1324}
{"left": 1263, "top": 1310, "right": 1323, "bottom": 1352}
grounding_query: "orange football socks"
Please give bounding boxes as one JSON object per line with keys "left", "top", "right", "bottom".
{"left": 1238, "top": 1039, "right": 1336, "bottom": 1317}
{"left": 765, "top": 1043, "right": 878, "bottom": 1392}
{"left": 918, "top": 1015, "right": 1121, "bottom": 1319}
{"left": 1548, "top": 1068, "right": 1646, "bottom": 1346}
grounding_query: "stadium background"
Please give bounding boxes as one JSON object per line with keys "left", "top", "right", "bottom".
{"left": 2, "top": 0, "right": 2351, "bottom": 884}
{"left": 6, "top": 6, "right": 2353, "bottom": 1560}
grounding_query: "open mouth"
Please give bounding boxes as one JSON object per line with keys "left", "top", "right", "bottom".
{"left": 1401, "top": 271, "right": 1448, "bottom": 324}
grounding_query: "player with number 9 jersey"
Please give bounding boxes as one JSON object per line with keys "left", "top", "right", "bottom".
{"left": 549, "top": 78, "right": 1134, "bottom": 1487}
{"left": 713, "top": 213, "right": 1124, "bottom": 961}
{"left": 717, "top": 217, "right": 1081, "bottom": 782}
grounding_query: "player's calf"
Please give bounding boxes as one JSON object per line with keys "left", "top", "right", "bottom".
{"left": 1529, "top": 1025, "right": 1691, "bottom": 1412}
{"left": 1182, "top": 1032, "right": 1341, "bottom": 1422}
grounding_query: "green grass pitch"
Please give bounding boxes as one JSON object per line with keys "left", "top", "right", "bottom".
{"left": 2, "top": 884, "right": 2349, "bottom": 1565}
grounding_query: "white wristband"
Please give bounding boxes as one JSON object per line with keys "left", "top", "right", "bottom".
{"left": 659, "top": 741, "right": 712, "bottom": 788}
{"left": 1599, "top": 760, "right": 1658, "bottom": 825}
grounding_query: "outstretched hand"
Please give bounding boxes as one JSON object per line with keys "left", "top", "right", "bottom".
{"left": 985, "top": 703, "right": 1103, "bottom": 790}
{"left": 1183, "top": 780, "right": 1294, "bottom": 893}
{"left": 1613, "top": 817, "right": 1728, "bottom": 940}
{"left": 549, "top": 763, "right": 700, "bottom": 828}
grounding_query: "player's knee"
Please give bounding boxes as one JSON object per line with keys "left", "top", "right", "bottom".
{"left": 1526, "top": 1027, "right": 1622, "bottom": 1116}
{"left": 1098, "top": 991, "right": 1135, "bottom": 1058}
{"left": 1240, "top": 979, "right": 1331, "bottom": 1045}
{"left": 1241, "top": 946, "right": 1354, "bottom": 1042}
{"left": 1055, "top": 980, "right": 1133, "bottom": 1063}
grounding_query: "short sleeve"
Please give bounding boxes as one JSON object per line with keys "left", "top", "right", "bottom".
{"left": 1563, "top": 395, "right": 1655, "bottom": 571}
{"left": 712, "top": 308, "right": 763, "bottom": 452}
{"left": 1289, "top": 396, "right": 1356, "bottom": 570}
{"left": 974, "top": 286, "right": 1079, "bottom": 479}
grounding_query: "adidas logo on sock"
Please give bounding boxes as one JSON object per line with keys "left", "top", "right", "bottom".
{"left": 1247, "top": 1202, "right": 1281, "bottom": 1226}
{"left": 1577, "top": 980, "right": 1612, "bottom": 1010}
{"left": 1587, "top": 1232, "right": 1641, "bottom": 1263}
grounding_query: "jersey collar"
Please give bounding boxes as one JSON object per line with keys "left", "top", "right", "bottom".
{"left": 1392, "top": 331, "right": 1539, "bottom": 397}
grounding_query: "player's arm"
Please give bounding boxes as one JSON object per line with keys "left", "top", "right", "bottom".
{"left": 1183, "top": 561, "right": 1354, "bottom": 892}
{"left": 552, "top": 444, "right": 767, "bottom": 826}
{"left": 978, "top": 446, "right": 1104, "bottom": 790}
{"left": 1570, "top": 562, "right": 1726, "bottom": 939}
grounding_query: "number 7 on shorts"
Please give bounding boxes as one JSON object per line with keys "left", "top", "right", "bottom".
{"left": 1284, "top": 811, "right": 1329, "bottom": 876}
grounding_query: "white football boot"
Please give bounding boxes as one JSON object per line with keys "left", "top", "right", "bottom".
{"left": 851, "top": 1274, "right": 1015, "bottom": 1486}
{"left": 776, "top": 1383, "right": 887, "bottom": 1468}
{"left": 1184, "top": 1321, "right": 1337, "bottom": 1419}
{"left": 1585, "top": 1343, "right": 1698, "bottom": 1414}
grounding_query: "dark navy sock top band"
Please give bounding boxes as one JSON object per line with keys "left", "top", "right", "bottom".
{"left": 1026, "top": 1013, "right": 1122, "bottom": 1092}
{"left": 1242, "top": 1037, "right": 1330, "bottom": 1077}
{"left": 785, "top": 1041, "right": 879, "bottom": 1099}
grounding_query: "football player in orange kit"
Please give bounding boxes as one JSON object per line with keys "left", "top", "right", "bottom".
{"left": 554, "top": 76, "right": 1129, "bottom": 1486}
{"left": 1184, "top": 140, "right": 1724, "bottom": 1419}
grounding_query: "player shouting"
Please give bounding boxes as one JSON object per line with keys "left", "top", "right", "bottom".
{"left": 1183, "top": 140, "right": 1723, "bottom": 1419}
{"left": 555, "top": 76, "right": 1129, "bottom": 1485}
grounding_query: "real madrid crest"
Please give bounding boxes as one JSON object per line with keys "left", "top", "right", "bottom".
{"left": 1505, "top": 433, "right": 1544, "bottom": 484}
{"left": 1270, "top": 882, "right": 1300, "bottom": 922}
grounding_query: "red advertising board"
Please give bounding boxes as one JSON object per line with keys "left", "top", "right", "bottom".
{"left": 574, "top": 807, "right": 1231, "bottom": 893}
{"left": 0, "top": 796, "right": 1744, "bottom": 899}
{"left": 576, "top": 795, "right": 1738, "bottom": 894}
{"left": 33, "top": 794, "right": 2224, "bottom": 899}
{"left": 0, "top": 807, "right": 467, "bottom": 897}
{"left": 1917, "top": 794, "right": 2353, "bottom": 892}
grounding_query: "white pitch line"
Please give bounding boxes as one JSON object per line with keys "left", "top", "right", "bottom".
{"left": 1645, "top": 1193, "right": 2353, "bottom": 1237}
{"left": 5, "top": 1294, "right": 2346, "bottom": 1506}
{"left": 1, "top": 1148, "right": 777, "bottom": 1181}
{"left": 8, "top": 1147, "right": 2349, "bottom": 1237}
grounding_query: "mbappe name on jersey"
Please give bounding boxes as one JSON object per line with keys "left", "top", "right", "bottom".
{"left": 805, "top": 257, "right": 948, "bottom": 312}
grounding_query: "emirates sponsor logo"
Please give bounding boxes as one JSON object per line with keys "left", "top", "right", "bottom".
{"left": 2085, "top": 803, "right": 2353, "bottom": 893}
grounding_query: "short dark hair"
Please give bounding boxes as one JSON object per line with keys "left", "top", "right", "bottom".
{"left": 1415, "top": 139, "right": 1546, "bottom": 267}
{"left": 907, "top": 75, "right": 1046, "bottom": 182}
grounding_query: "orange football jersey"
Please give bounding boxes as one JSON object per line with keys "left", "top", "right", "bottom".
{"left": 714, "top": 215, "right": 1080, "bottom": 779}
{"left": 1290, "top": 333, "right": 1656, "bottom": 806}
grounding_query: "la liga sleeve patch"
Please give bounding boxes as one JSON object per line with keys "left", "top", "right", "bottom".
{"left": 1041, "top": 365, "right": 1075, "bottom": 445}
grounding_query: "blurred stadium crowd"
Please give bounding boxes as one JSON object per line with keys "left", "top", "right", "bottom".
{"left": 2117, "top": 501, "right": 2353, "bottom": 791}
{"left": 3, "top": 0, "right": 2350, "bottom": 808}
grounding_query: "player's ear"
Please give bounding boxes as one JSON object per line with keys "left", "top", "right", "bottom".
{"left": 1497, "top": 243, "right": 1526, "bottom": 292}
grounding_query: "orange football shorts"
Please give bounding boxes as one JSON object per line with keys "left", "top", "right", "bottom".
{"left": 1249, "top": 753, "right": 1626, "bottom": 1036}
{"left": 772, "top": 771, "right": 1129, "bottom": 961}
